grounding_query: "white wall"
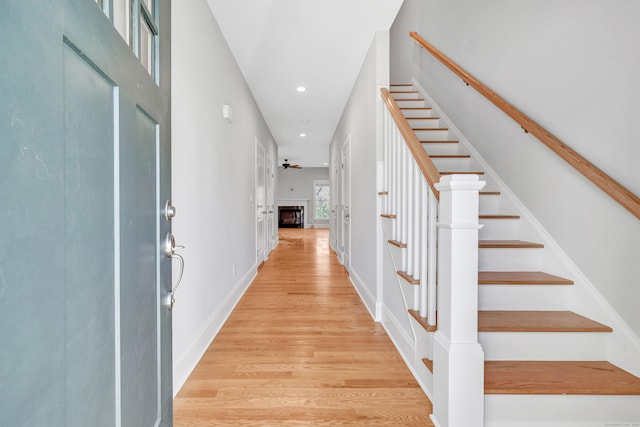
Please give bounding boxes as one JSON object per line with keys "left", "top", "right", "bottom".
{"left": 171, "top": 0, "right": 277, "bottom": 393}
{"left": 330, "top": 32, "right": 389, "bottom": 315}
{"left": 390, "top": 0, "right": 640, "bottom": 336}
{"left": 277, "top": 167, "right": 329, "bottom": 227}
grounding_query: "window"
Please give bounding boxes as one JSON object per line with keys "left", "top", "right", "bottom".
{"left": 314, "top": 181, "right": 329, "bottom": 220}
{"left": 95, "top": 0, "right": 158, "bottom": 82}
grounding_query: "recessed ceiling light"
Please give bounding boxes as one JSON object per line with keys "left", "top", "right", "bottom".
{"left": 300, "top": 133, "right": 307, "bottom": 137}
{"left": 296, "top": 86, "right": 306, "bottom": 93}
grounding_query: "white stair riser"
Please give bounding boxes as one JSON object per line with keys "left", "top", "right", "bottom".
{"left": 485, "top": 394, "right": 640, "bottom": 427}
{"left": 479, "top": 285, "right": 571, "bottom": 311}
{"left": 479, "top": 218, "right": 520, "bottom": 240}
{"left": 408, "top": 117, "right": 442, "bottom": 128}
{"left": 413, "top": 129, "right": 449, "bottom": 140}
{"left": 421, "top": 142, "right": 462, "bottom": 156}
{"left": 401, "top": 108, "right": 435, "bottom": 119}
{"left": 479, "top": 247, "right": 546, "bottom": 271}
{"left": 480, "top": 332, "right": 608, "bottom": 361}
{"left": 430, "top": 157, "right": 472, "bottom": 171}
{"left": 395, "top": 99, "right": 427, "bottom": 108}
{"left": 391, "top": 92, "right": 420, "bottom": 100}
{"left": 479, "top": 194, "right": 501, "bottom": 214}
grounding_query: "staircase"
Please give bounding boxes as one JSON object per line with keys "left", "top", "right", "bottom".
{"left": 378, "top": 83, "right": 640, "bottom": 426}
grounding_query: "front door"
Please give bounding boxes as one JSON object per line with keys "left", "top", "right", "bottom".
{"left": 0, "top": 0, "right": 172, "bottom": 425}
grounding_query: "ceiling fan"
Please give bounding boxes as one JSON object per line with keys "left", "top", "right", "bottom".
{"left": 280, "top": 159, "right": 302, "bottom": 169}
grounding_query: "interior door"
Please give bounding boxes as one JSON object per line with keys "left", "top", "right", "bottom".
{"left": 330, "top": 157, "right": 339, "bottom": 251}
{"left": 0, "top": 0, "right": 172, "bottom": 425}
{"left": 341, "top": 138, "right": 351, "bottom": 271}
{"left": 266, "top": 155, "right": 276, "bottom": 255}
{"left": 256, "top": 140, "right": 267, "bottom": 264}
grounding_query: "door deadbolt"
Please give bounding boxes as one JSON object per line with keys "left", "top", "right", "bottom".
{"left": 164, "top": 199, "right": 177, "bottom": 221}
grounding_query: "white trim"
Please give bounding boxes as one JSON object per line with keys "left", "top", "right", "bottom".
{"left": 348, "top": 268, "right": 376, "bottom": 320}
{"left": 312, "top": 179, "right": 330, "bottom": 221}
{"left": 172, "top": 266, "right": 256, "bottom": 395}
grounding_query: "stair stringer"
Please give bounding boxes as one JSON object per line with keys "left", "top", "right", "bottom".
{"left": 379, "top": 215, "right": 435, "bottom": 399}
{"left": 412, "top": 77, "right": 640, "bottom": 379}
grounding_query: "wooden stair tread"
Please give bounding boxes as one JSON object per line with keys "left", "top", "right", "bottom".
{"left": 378, "top": 191, "right": 389, "bottom": 195}
{"left": 478, "top": 310, "right": 612, "bottom": 332}
{"left": 388, "top": 239, "right": 407, "bottom": 248}
{"left": 479, "top": 271, "right": 574, "bottom": 285}
{"left": 485, "top": 361, "right": 640, "bottom": 395}
{"left": 441, "top": 171, "right": 485, "bottom": 175}
{"left": 422, "top": 358, "right": 433, "bottom": 373}
{"left": 380, "top": 213, "right": 396, "bottom": 219}
{"left": 390, "top": 91, "right": 418, "bottom": 94}
{"left": 408, "top": 310, "right": 437, "bottom": 332}
{"left": 421, "top": 140, "right": 458, "bottom": 144}
{"left": 479, "top": 240, "right": 544, "bottom": 248}
{"left": 479, "top": 214, "right": 520, "bottom": 219}
{"left": 397, "top": 271, "right": 420, "bottom": 285}
{"left": 480, "top": 191, "right": 501, "bottom": 195}
{"left": 429, "top": 154, "right": 471, "bottom": 159}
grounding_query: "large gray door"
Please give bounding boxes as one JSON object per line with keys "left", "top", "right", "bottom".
{"left": 0, "top": 0, "right": 172, "bottom": 425}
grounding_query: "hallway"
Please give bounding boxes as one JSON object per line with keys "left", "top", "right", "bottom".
{"left": 174, "top": 228, "right": 433, "bottom": 426}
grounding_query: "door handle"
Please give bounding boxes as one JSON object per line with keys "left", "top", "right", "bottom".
{"left": 163, "top": 232, "right": 185, "bottom": 311}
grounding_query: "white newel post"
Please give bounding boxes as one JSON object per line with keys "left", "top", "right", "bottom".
{"left": 431, "top": 174, "right": 485, "bottom": 427}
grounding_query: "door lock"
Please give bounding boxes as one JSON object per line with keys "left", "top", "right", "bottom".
{"left": 164, "top": 199, "right": 177, "bottom": 221}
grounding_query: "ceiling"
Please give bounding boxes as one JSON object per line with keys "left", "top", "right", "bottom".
{"left": 206, "top": 0, "right": 403, "bottom": 167}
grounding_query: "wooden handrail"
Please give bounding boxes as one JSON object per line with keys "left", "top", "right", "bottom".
{"left": 380, "top": 87, "right": 441, "bottom": 200}
{"left": 410, "top": 31, "right": 640, "bottom": 220}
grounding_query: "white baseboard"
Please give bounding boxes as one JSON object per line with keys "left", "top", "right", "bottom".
{"left": 172, "top": 266, "right": 256, "bottom": 395}
{"left": 348, "top": 268, "right": 377, "bottom": 320}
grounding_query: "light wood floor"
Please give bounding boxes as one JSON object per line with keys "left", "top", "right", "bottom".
{"left": 174, "top": 228, "right": 433, "bottom": 426}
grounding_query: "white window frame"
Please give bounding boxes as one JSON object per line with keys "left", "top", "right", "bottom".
{"left": 313, "top": 180, "right": 330, "bottom": 221}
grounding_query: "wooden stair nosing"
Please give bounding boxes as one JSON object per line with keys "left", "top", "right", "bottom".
{"left": 390, "top": 91, "right": 418, "bottom": 94}
{"left": 380, "top": 213, "right": 396, "bottom": 219}
{"left": 397, "top": 271, "right": 420, "bottom": 285}
{"left": 479, "top": 214, "right": 520, "bottom": 219}
{"left": 413, "top": 127, "right": 449, "bottom": 131}
{"left": 440, "top": 171, "right": 485, "bottom": 175}
{"left": 429, "top": 154, "right": 471, "bottom": 159}
{"left": 408, "top": 309, "right": 437, "bottom": 332}
{"left": 422, "top": 358, "right": 433, "bottom": 373}
{"left": 485, "top": 361, "right": 640, "bottom": 395}
{"left": 388, "top": 239, "right": 407, "bottom": 248}
{"left": 478, "top": 310, "right": 612, "bottom": 333}
{"left": 478, "top": 271, "right": 574, "bottom": 285}
{"left": 479, "top": 240, "right": 544, "bottom": 249}
{"left": 421, "top": 140, "right": 459, "bottom": 144}
{"left": 378, "top": 191, "right": 389, "bottom": 196}
{"left": 480, "top": 191, "right": 501, "bottom": 196}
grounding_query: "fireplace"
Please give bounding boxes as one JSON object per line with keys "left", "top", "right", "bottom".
{"left": 278, "top": 206, "right": 304, "bottom": 228}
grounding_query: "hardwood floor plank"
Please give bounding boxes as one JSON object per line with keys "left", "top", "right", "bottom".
{"left": 174, "top": 228, "right": 433, "bottom": 426}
